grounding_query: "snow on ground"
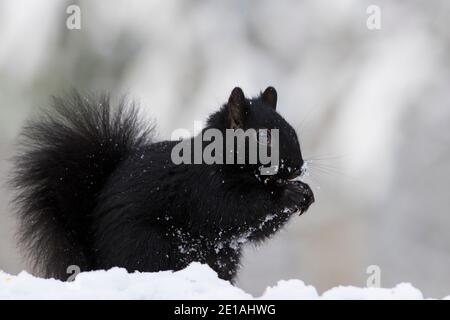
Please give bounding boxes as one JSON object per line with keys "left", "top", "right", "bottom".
{"left": 0, "top": 263, "right": 446, "bottom": 300}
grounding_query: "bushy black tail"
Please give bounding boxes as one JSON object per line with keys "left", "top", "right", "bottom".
{"left": 11, "top": 91, "right": 152, "bottom": 280}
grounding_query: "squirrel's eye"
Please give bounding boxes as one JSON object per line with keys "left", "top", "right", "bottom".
{"left": 258, "top": 129, "right": 271, "bottom": 146}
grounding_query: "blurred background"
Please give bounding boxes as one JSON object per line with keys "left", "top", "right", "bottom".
{"left": 1, "top": 0, "right": 449, "bottom": 297}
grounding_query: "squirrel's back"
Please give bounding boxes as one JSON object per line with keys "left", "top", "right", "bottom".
{"left": 11, "top": 91, "right": 153, "bottom": 279}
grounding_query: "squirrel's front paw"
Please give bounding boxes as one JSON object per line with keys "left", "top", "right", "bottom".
{"left": 281, "top": 180, "right": 315, "bottom": 215}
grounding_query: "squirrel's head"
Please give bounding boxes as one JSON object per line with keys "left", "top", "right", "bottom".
{"left": 207, "top": 87, "right": 305, "bottom": 185}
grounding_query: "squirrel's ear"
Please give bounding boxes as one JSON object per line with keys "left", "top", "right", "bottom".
{"left": 261, "top": 86, "right": 277, "bottom": 110}
{"left": 227, "top": 87, "right": 246, "bottom": 129}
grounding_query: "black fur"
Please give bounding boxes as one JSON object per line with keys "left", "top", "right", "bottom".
{"left": 11, "top": 87, "right": 314, "bottom": 282}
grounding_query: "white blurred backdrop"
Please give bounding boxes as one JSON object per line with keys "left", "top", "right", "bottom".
{"left": 1, "top": 0, "right": 449, "bottom": 297}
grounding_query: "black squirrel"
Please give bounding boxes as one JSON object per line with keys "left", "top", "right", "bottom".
{"left": 11, "top": 87, "right": 314, "bottom": 282}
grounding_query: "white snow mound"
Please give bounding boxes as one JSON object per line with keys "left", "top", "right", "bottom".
{"left": 0, "top": 263, "right": 440, "bottom": 299}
